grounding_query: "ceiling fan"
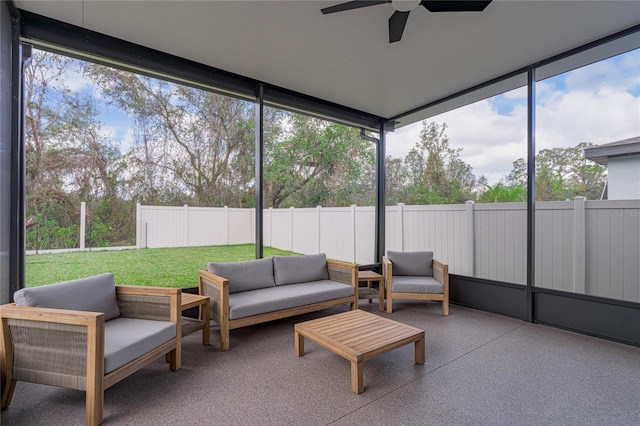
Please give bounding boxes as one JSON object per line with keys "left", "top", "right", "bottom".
{"left": 321, "top": 0, "right": 493, "bottom": 43}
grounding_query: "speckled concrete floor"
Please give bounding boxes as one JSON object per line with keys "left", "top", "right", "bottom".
{"left": 2, "top": 301, "right": 639, "bottom": 425}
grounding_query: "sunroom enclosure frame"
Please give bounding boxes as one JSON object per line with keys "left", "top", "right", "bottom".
{"left": 1, "top": 4, "right": 639, "bottom": 346}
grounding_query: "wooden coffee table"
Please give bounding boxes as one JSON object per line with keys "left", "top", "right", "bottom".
{"left": 294, "top": 309, "right": 424, "bottom": 394}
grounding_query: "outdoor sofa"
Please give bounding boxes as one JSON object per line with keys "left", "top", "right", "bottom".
{"left": 0, "top": 273, "right": 181, "bottom": 426}
{"left": 198, "top": 253, "right": 358, "bottom": 350}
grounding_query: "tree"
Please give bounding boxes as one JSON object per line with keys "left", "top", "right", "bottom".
{"left": 264, "top": 113, "right": 376, "bottom": 208}
{"left": 506, "top": 142, "right": 606, "bottom": 201}
{"left": 385, "top": 156, "right": 409, "bottom": 205}
{"left": 85, "top": 65, "right": 278, "bottom": 207}
{"left": 478, "top": 182, "right": 527, "bottom": 203}
{"left": 402, "top": 122, "right": 477, "bottom": 204}
{"left": 24, "top": 51, "right": 128, "bottom": 248}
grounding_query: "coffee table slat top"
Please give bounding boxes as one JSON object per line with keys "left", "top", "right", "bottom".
{"left": 295, "top": 310, "right": 423, "bottom": 362}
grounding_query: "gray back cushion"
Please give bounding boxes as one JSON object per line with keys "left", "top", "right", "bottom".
{"left": 208, "top": 258, "right": 275, "bottom": 294}
{"left": 273, "top": 253, "right": 329, "bottom": 286}
{"left": 387, "top": 251, "right": 433, "bottom": 276}
{"left": 13, "top": 273, "right": 120, "bottom": 320}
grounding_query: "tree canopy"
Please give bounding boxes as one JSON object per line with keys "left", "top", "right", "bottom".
{"left": 24, "top": 50, "right": 608, "bottom": 249}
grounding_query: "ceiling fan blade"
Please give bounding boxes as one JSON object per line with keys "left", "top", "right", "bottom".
{"left": 321, "top": 0, "right": 389, "bottom": 15}
{"left": 388, "top": 10, "right": 410, "bottom": 43}
{"left": 421, "top": 0, "right": 492, "bottom": 13}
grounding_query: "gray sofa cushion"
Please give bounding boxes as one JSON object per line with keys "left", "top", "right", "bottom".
{"left": 13, "top": 273, "right": 120, "bottom": 321}
{"left": 208, "top": 258, "right": 275, "bottom": 294}
{"left": 273, "top": 253, "right": 329, "bottom": 286}
{"left": 392, "top": 276, "right": 443, "bottom": 294}
{"left": 104, "top": 318, "right": 176, "bottom": 373}
{"left": 387, "top": 251, "right": 433, "bottom": 276}
{"left": 228, "top": 280, "right": 353, "bottom": 319}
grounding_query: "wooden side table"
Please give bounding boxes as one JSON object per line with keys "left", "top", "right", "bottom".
{"left": 181, "top": 293, "right": 210, "bottom": 345}
{"left": 357, "top": 270, "right": 384, "bottom": 311}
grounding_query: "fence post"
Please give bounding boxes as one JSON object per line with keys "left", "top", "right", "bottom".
{"left": 183, "top": 204, "right": 189, "bottom": 247}
{"left": 252, "top": 208, "right": 256, "bottom": 245}
{"left": 317, "top": 206, "right": 322, "bottom": 253}
{"left": 466, "top": 200, "right": 475, "bottom": 276}
{"left": 573, "top": 196, "right": 586, "bottom": 293}
{"left": 289, "top": 207, "right": 295, "bottom": 252}
{"left": 224, "top": 206, "right": 229, "bottom": 245}
{"left": 351, "top": 205, "right": 357, "bottom": 263}
{"left": 397, "top": 203, "right": 405, "bottom": 251}
{"left": 80, "top": 201, "right": 86, "bottom": 251}
{"left": 136, "top": 203, "right": 141, "bottom": 249}
{"left": 268, "top": 207, "right": 273, "bottom": 247}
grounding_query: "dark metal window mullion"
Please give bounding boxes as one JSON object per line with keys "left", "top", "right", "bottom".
{"left": 526, "top": 68, "right": 536, "bottom": 323}
{"left": 9, "top": 8, "right": 26, "bottom": 299}
{"left": 255, "top": 83, "right": 264, "bottom": 259}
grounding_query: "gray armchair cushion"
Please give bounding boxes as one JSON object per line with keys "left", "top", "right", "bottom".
{"left": 392, "top": 276, "right": 443, "bottom": 294}
{"left": 387, "top": 251, "right": 433, "bottom": 276}
{"left": 13, "top": 273, "right": 120, "bottom": 320}
{"left": 273, "top": 253, "right": 329, "bottom": 286}
{"left": 104, "top": 318, "right": 176, "bottom": 373}
{"left": 208, "top": 258, "right": 275, "bottom": 294}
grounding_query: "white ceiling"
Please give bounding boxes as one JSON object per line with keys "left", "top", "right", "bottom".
{"left": 15, "top": 0, "right": 640, "bottom": 126}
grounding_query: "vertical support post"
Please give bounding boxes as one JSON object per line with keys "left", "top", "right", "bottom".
{"left": 465, "top": 200, "right": 475, "bottom": 276}
{"left": 224, "top": 206, "right": 229, "bottom": 245}
{"left": 255, "top": 83, "right": 264, "bottom": 259}
{"left": 526, "top": 68, "right": 536, "bottom": 323}
{"left": 9, "top": 13, "right": 28, "bottom": 299}
{"left": 377, "top": 124, "right": 386, "bottom": 264}
{"left": 135, "top": 203, "right": 141, "bottom": 249}
{"left": 316, "top": 206, "right": 322, "bottom": 253}
{"left": 183, "top": 204, "right": 189, "bottom": 247}
{"left": 360, "top": 125, "right": 386, "bottom": 265}
{"left": 289, "top": 206, "right": 294, "bottom": 252}
{"left": 397, "top": 203, "right": 405, "bottom": 251}
{"left": 80, "top": 201, "right": 86, "bottom": 251}
{"left": 351, "top": 204, "right": 357, "bottom": 263}
{"left": 573, "top": 196, "right": 586, "bottom": 293}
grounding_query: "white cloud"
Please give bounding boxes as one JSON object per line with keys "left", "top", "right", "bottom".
{"left": 387, "top": 51, "right": 640, "bottom": 185}
{"left": 387, "top": 98, "right": 528, "bottom": 184}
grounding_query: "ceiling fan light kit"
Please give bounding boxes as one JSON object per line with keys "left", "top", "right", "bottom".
{"left": 321, "top": 0, "right": 493, "bottom": 43}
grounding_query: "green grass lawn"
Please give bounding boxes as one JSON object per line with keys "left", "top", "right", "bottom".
{"left": 26, "top": 244, "right": 297, "bottom": 288}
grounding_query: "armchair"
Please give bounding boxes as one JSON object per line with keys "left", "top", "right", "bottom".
{"left": 0, "top": 273, "right": 181, "bottom": 426}
{"left": 382, "top": 251, "right": 449, "bottom": 316}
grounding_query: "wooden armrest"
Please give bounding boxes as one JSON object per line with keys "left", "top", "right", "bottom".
{"left": 198, "top": 270, "right": 229, "bottom": 290}
{"left": 0, "top": 304, "right": 103, "bottom": 326}
{"left": 327, "top": 260, "right": 358, "bottom": 287}
{"left": 116, "top": 285, "right": 180, "bottom": 297}
{"left": 382, "top": 256, "right": 392, "bottom": 280}
{"left": 432, "top": 260, "right": 448, "bottom": 287}
{"left": 115, "top": 286, "right": 181, "bottom": 323}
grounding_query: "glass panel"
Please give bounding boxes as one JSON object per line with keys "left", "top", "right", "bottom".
{"left": 263, "top": 108, "right": 377, "bottom": 264}
{"left": 24, "top": 48, "right": 257, "bottom": 288}
{"left": 386, "top": 78, "right": 528, "bottom": 284}
{"left": 534, "top": 47, "right": 640, "bottom": 303}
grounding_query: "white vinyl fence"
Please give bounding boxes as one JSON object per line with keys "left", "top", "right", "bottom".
{"left": 137, "top": 198, "right": 640, "bottom": 303}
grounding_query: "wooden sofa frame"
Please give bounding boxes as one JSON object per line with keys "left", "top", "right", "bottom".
{"left": 1, "top": 286, "right": 181, "bottom": 426}
{"left": 198, "top": 259, "right": 358, "bottom": 351}
{"left": 382, "top": 256, "right": 449, "bottom": 316}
